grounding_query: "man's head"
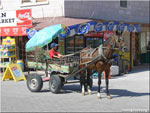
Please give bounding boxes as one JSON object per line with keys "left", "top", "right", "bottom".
{"left": 50, "top": 43, "right": 58, "bottom": 50}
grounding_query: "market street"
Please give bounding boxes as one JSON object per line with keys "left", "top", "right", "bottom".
{"left": 1, "top": 64, "right": 149, "bottom": 112}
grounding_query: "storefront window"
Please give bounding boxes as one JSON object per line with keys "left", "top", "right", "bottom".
{"left": 75, "top": 36, "right": 84, "bottom": 52}
{"left": 22, "top": 0, "right": 32, "bottom": 3}
{"left": 65, "top": 35, "right": 84, "bottom": 54}
{"left": 65, "top": 36, "right": 74, "bottom": 54}
{"left": 36, "top": 0, "right": 47, "bottom": 2}
{"left": 65, "top": 35, "right": 103, "bottom": 54}
{"left": 86, "top": 37, "right": 103, "bottom": 48}
{"left": 120, "top": 0, "right": 127, "bottom": 8}
{"left": 21, "top": 0, "right": 48, "bottom": 7}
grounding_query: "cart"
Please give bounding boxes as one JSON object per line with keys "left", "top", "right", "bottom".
{"left": 26, "top": 50, "right": 93, "bottom": 93}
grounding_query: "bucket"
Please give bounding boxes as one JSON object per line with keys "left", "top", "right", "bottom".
{"left": 17, "top": 60, "right": 24, "bottom": 71}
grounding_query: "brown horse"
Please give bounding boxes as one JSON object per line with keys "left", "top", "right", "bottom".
{"left": 80, "top": 31, "right": 125, "bottom": 99}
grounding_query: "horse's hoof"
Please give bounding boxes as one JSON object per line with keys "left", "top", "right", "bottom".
{"left": 82, "top": 93, "right": 85, "bottom": 96}
{"left": 97, "top": 96, "right": 102, "bottom": 99}
{"left": 88, "top": 90, "right": 92, "bottom": 95}
{"left": 97, "top": 93, "right": 101, "bottom": 99}
{"left": 107, "top": 95, "right": 112, "bottom": 99}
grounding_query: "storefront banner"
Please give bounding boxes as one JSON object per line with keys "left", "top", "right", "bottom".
{"left": 58, "top": 27, "right": 70, "bottom": 38}
{"left": 26, "top": 28, "right": 38, "bottom": 39}
{"left": 76, "top": 23, "right": 91, "bottom": 34}
{"left": 58, "top": 21, "right": 140, "bottom": 38}
{"left": 0, "top": 25, "right": 33, "bottom": 36}
{"left": 0, "top": 11, "right": 16, "bottom": 27}
{"left": 0, "top": 9, "right": 32, "bottom": 27}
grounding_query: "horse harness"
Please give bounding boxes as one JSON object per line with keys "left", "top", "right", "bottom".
{"left": 80, "top": 37, "right": 119, "bottom": 65}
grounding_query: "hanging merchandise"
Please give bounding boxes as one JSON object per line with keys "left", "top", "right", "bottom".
{"left": 1, "top": 36, "right": 17, "bottom": 58}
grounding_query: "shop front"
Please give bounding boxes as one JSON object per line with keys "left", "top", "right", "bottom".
{"left": 0, "top": 9, "right": 32, "bottom": 71}
{"left": 57, "top": 21, "right": 140, "bottom": 72}
{"left": 27, "top": 18, "right": 141, "bottom": 73}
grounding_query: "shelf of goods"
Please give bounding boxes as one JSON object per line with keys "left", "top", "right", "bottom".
{"left": 0, "top": 37, "right": 17, "bottom": 73}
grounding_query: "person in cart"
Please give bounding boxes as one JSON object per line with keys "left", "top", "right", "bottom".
{"left": 49, "top": 43, "right": 63, "bottom": 59}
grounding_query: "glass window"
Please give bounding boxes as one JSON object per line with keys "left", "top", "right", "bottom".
{"left": 120, "top": 0, "right": 127, "bottom": 8}
{"left": 75, "top": 36, "right": 84, "bottom": 52}
{"left": 86, "top": 37, "right": 103, "bottom": 48}
{"left": 36, "top": 0, "right": 47, "bottom": 2}
{"left": 66, "top": 36, "right": 75, "bottom": 54}
{"left": 22, "top": 0, "right": 32, "bottom": 3}
{"left": 21, "top": 0, "right": 48, "bottom": 4}
{"left": 65, "top": 35, "right": 84, "bottom": 54}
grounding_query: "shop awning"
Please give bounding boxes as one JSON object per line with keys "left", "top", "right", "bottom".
{"left": 30, "top": 16, "right": 141, "bottom": 39}
{"left": 32, "top": 17, "right": 92, "bottom": 30}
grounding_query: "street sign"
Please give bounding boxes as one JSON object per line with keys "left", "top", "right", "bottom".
{"left": 2, "top": 63, "right": 26, "bottom": 82}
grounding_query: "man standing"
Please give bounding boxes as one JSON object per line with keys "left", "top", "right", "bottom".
{"left": 49, "top": 43, "right": 63, "bottom": 59}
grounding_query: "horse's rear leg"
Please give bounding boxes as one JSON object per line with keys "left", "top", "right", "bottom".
{"left": 87, "top": 70, "right": 92, "bottom": 95}
{"left": 96, "top": 63, "right": 103, "bottom": 99}
{"left": 80, "top": 70, "right": 86, "bottom": 96}
{"left": 105, "top": 68, "right": 112, "bottom": 99}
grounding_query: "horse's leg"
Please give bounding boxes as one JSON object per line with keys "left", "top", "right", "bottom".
{"left": 80, "top": 68, "right": 86, "bottom": 96}
{"left": 105, "top": 65, "right": 112, "bottom": 99}
{"left": 96, "top": 62, "right": 103, "bottom": 99}
{"left": 87, "top": 68, "right": 92, "bottom": 95}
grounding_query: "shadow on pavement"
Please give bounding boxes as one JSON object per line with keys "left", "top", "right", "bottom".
{"left": 109, "top": 89, "right": 150, "bottom": 98}
{"left": 39, "top": 85, "right": 150, "bottom": 98}
{"left": 61, "top": 84, "right": 105, "bottom": 94}
{"left": 128, "top": 64, "right": 149, "bottom": 74}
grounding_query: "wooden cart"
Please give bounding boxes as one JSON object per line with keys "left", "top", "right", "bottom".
{"left": 26, "top": 51, "right": 93, "bottom": 93}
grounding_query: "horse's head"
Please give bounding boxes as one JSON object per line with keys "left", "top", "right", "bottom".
{"left": 114, "top": 31, "right": 127, "bottom": 52}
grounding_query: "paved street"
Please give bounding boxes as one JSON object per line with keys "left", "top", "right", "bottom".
{"left": 0, "top": 64, "right": 149, "bottom": 112}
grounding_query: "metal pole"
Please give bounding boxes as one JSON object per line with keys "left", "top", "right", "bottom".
{"left": 130, "top": 32, "right": 132, "bottom": 71}
{"left": 47, "top": 44, "right": 49, "bottom": 51}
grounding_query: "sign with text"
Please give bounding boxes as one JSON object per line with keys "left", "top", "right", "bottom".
{"left": 2, "top": 63, "right": 26, "bottom": 82}
{"left": 0, "top": 25, "right": 32, "bottom": 36}
{"left": 0, "top": 9, "right": 32, "bottom": 27}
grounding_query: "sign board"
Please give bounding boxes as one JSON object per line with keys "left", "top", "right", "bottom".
{"left": 0, "top": 25, "right": 32, "bottom": 36}
{"left": 26, "top": 28, "right": 38, "bottom": 39}
{"left": 59, "top": 21, "right": 140, "bottom": 38}
{"left": 0, "top": 9, "right": 32, "bottom": 27}
{"left": 2, "top": 63, "right": 26, "bottom": 82}
{"left": 104, "top": 31, "right": 114, "bottom": 41}
{"left": 2, "top": 36, "right": 15, "bottom": 45}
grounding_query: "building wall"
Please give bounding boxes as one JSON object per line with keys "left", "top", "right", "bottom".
{"left": 0, "top": 0, "right": 64, "bottom": 18}
{"left": 64, "top": 1, "right": 149, "bottom": 24}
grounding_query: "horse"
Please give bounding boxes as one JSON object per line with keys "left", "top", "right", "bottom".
{"left": 80, "top": 31, "right": 126, "bottom": 99}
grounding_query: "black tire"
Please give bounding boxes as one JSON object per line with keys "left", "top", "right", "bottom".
{"left": 27, "top": 74, "right": 43, "bottom": 92}
{"left": 49, "top": 74, "right": 62, "bottom": 94}
{"left": 60, "top": 77, "right": 65, "bottom": 87}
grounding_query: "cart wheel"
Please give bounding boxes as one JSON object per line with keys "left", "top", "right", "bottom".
{"left": 60, "top": 77, "right": 65, "bottom": 87}
{"left": 27, "top": 74, "right": 43, "bottom": 92}
{"left": 49, "top": 74, "right": 62, "bottom": 93}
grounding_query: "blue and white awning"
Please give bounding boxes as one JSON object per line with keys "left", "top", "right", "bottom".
{"left": 58, "top": 21, "right": 140, "bottom": 38}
